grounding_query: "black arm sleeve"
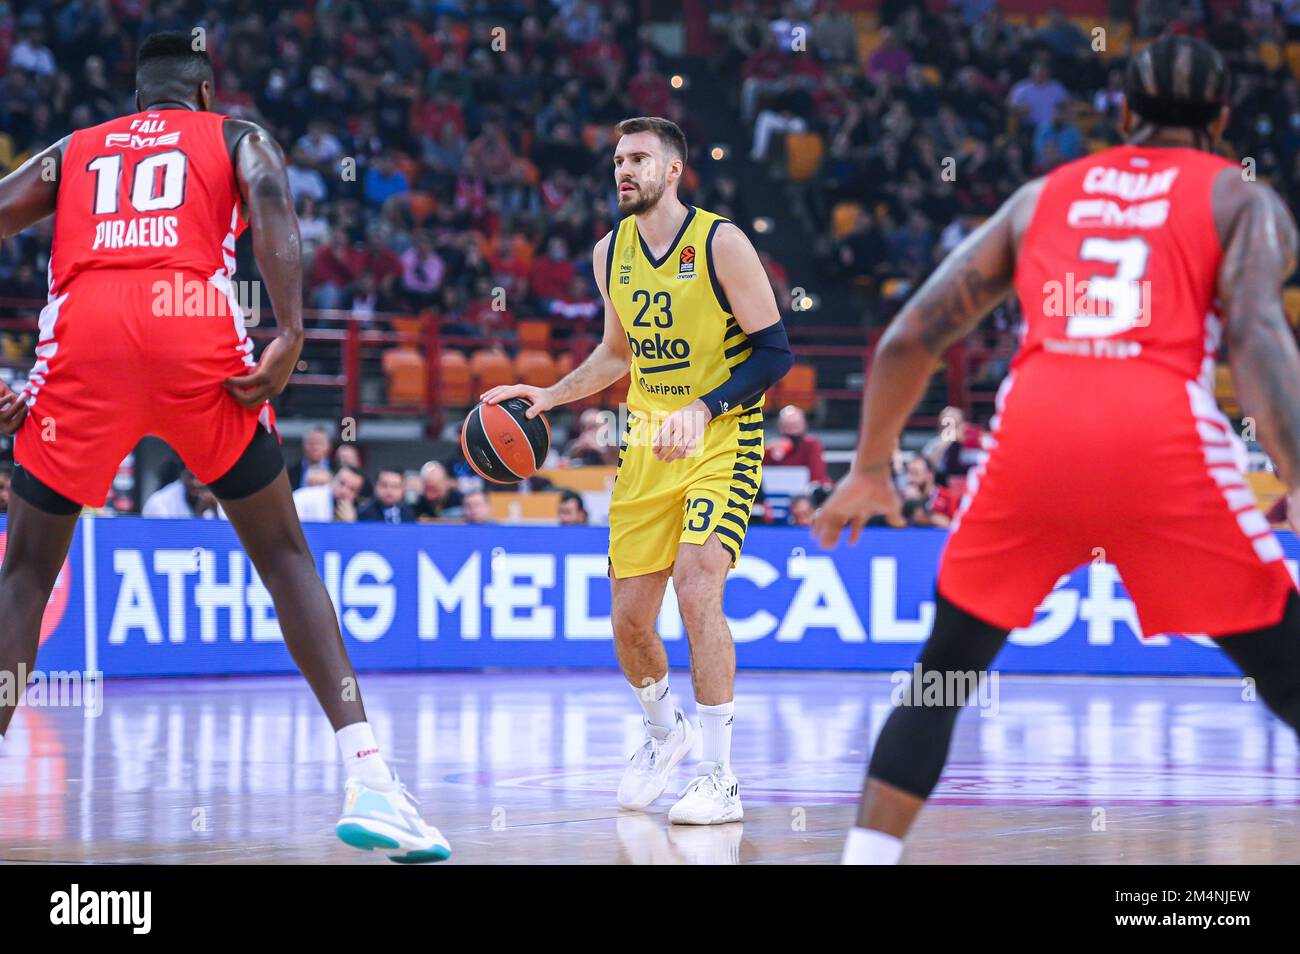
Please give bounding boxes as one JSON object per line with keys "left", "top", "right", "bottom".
{"left": 699, "top": 320, "right": 794, "bottom": 418}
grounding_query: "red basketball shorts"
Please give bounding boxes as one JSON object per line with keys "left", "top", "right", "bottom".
{"left": 14, "top": 270, "right": 276, "bottom": 507}
{"left": 937, "top": 356, "right": 1295, "bottom": 638}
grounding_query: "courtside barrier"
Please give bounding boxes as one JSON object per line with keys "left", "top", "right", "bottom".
{"left": 4, "top": 516, "right": 1292, "bottom": 677}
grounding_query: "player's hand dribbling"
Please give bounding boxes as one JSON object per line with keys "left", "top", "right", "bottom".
{"left": 224, "top": 333, "right": 302, "bottom": 408}
{"left": 652, "top": 399, "right": 712, "bottom": 463}
{"left": 0, "top": 380, "right": 28, "bottom": 435}
{"left": 480, "top": 384, "right": 554, "bottom": 418}
{"left": 811, "top": 467, "right": 905, "bottom": 548}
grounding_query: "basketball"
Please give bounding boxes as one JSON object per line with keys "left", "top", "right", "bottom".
{"left": 460, "top": 398, "right": 551, "bottom": 484}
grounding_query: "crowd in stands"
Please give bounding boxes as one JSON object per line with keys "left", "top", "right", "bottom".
{"left": 0, "top": 0, "right": 786, "bottom": 360}
{"left": 722, "top": 0, "right": 1300, "bottom": 397}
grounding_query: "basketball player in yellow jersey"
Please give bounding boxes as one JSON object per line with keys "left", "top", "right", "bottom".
{"left": 484, "top": 117, "right": 792, "bottom": 824}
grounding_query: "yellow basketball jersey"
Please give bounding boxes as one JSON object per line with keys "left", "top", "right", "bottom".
{"left": 605, "top": 205, "right": 759, "bottom": 420}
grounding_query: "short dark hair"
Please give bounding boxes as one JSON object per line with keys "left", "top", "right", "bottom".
{"left": 375, "top": 467, "right": 403, "bottom": 482}
{"left": 616, "top": 116, "right": 688, "bottom": 166}
{"left": 136, "top": 31, "right": 214, "bottom": 101}
{"left": 1124, "top": 34, "right": 1227, "bottom": 130}
{"left": 335, "top": 464, "right": 365, "bottom": 482}
{"left": 559, "top": 490, "right": 586, "bottom": 512}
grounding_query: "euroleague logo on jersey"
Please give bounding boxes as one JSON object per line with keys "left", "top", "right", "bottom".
{"left": 678, "top": 245, "right": 695, "bottom": 274}
{"left": 0, "top": 533, "right": 70, "bottom": 646}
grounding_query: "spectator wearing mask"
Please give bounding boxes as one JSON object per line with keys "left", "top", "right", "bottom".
{"left": 414, "top": 461, "right": 464, "bottom": 520}
{"left": 764, "top": 405, "right": 830, "bottom": 486}
{"left": 558, "top": 490, "right": 588, "bottom": 525}
{"left": 293, "top": 466, "right": 365, "bottom": 523}
{"left": 358, "top": 468, "right": 416, "bottom": 524}
{"left": 142, "top": 468, "right": 221, "bottom": 518}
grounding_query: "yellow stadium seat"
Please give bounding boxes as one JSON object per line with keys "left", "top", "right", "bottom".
{"left": 1285, "top": 287, "right": 1300, "bottom": 327}
{"left": 381, "top": 348, "right": 426, "bottom": 405}
{"left": 785, "top": 132, "right": 824, "bottom": 182}
{"left": 832, "top": 201, "right": 864, "bottom": 239}
{"left": 1214, "top": 363, "right": 1240, "bottom": 418}
{"left": 1261, "top": 42, "right": 1283, "bottom": 72}
{"left": 439, "top": 350, "right": 472, "bottom": 407}
{"left": 516, "top": 349, "right": 558, "bottom": 388}
{"left": 470, "top": 348, "right": 514, "bottom": 393}
{"left": 517, "top": 319, "right": 551, "bottom": 351}
{"left": 1287, "top": 42, "right": 1300, "bottom": 80}
{"left": 776, "top": 363, "right": 817, "bottom": 412}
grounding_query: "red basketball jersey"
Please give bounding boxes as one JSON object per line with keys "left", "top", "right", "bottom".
{"left": 50, "top": 108, "right": 246, "bottom": 294}
{"left": 1012, "top": 144, "right": 1235, "bottom": 387}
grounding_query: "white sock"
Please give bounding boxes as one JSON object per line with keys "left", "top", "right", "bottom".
{"left": 842, "top": 827, "right": 904, "bottom": 865}
{"left": 632, "top": 674, "right": 676, "bottom": 732}
{"left": 0, "top": 732, "right": 4, "bottom": 752}
{"left": 336, "top": 721, "right": 393, "bottom": 789}
{"left": 696, "top": 701, "right": 734, "bottom": 773}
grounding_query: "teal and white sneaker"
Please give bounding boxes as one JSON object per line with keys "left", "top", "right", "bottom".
{"left": 336, "top": 775, "right": 452, "bottom": 864}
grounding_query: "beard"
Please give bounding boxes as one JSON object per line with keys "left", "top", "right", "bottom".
{"left": 616, "top": 175, "right": 666, "bottom": 214}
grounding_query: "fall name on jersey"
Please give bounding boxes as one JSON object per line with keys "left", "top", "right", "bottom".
{"left": 92, "top": 215, "right": 180, "bottom": 250}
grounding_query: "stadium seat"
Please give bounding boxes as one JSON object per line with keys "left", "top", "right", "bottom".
{"left": 390, "top": 316, "right": 424, "bottom": 345}
{"left": 1285, "top": 287, "right": 1300, "bottom": 327}
{"left": 517, "top": 319, "right": 552, "bottom": 351}
{"left": 381, "top": 348, "right": 426, "bottom": 405}
{"left": 1214, "top": 363, "right": 1240, "bottom": 418}
{"left": 831, "top": 201, "right": 863, "bottom": 239}
{"left": 776, "top": 363, "right": 817, "bottom": 412}
{"left": 919, "top": 65, "right": 942, "bottom": 87}
{"left": 556, "top": 350, "right": 576, "bottom": 380}
{"left": 439, "top": 350, "right": 473, "bottom": 407}
{"left": 1287, "top": 42, "right": 1300, "bottom": 80}
{"left": 1246, "top": 470, "right": 1285, "bottom": 513}
{"left": 785, "top": 132, "right": 824, "bottom": 182}
{"left": 488, "top": 491, "right": 562, "bottom": 523}
{"left": 516, "top": 349, "right": 558, "bottom": 388}
{"left": 1260, "top": 42, "right": 1283, "bottom": 73}
{"left": 471, "top": 349, "right": 515, "bottom": 393}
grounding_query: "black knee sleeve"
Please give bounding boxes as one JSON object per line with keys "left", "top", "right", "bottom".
{"left": 10, "top": 465, "right": 82, "bottom": 515}
{"left": 208, "top": 424, "right": 284, "bottom": 501}
{"left": 867, "top": 592, "right": 1010, "bottom": 799}
{"left": 1214, "top": 590, "right": 1300, "bottom": 732}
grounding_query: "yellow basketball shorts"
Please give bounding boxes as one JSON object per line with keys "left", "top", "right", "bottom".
{"left": 608, "top": 406, "right": 764, "bottom": 578}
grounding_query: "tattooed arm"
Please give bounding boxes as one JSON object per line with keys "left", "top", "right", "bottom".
{"left": 1215, "top": 170, "right": 1300, "bottom": 491}
{"left": 812, "top": 179, "right": 1041, "bottom": 547}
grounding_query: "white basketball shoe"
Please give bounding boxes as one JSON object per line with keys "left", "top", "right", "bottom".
{"left": 669, "top": 763, "right": 743, "bottom": 825}
{"left": 617, "top": 709, "right": 696, "bottom": 811}
{"left": 336, "top": 773, "right": 452, "bottom": 863}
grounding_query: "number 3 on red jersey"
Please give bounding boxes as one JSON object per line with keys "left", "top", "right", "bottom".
{"left": 1066, "top": 236, "right": 1150, "bottom": 338}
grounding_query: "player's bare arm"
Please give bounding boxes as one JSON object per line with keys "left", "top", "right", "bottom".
{"left": 0, "top": 138, "right": 68, "bottom": 435}
{"left": 812, "top": 179, "right": 1042, "bottom": 548}
{"left": 651, "top": 222, "right": 791, "bottom": 463}
{"left": 481, "top": 231, "right": 632, "bottom": 418}
{"left": 1215, "top": 169, "right": 1300, "bottom": 528}
{"left": 222, "top": 119, "right": 304, "bottom": 409}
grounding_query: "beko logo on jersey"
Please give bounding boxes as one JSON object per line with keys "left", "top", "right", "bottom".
{"left": 626, "top": 332, "right": 691, "bottom": 361}
{"left": 104, "top": 132, "right": 182, "bottom": 150}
